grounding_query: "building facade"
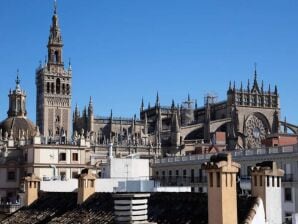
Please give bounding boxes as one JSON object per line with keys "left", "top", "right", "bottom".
{"left": 151, "top": 144, "right": 298, "bottom": 223}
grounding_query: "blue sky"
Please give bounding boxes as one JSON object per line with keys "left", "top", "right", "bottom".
{"left": 0, "top": 0, "right": 298, "bottom": 124}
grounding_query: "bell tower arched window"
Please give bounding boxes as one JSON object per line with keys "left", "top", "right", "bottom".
{"left": 55, "top": 51, "right": 59, "bottom": 63}
{"left": 51, "top": 83, "right": 55, "bottom": 94}
{"left": 56, "top": 78, "right": 61, "bottom": 94}
{"left": 47, "top": 83, "right": 50, "bottom": 93}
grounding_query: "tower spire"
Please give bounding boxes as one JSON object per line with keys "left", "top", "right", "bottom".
{"left": 140, "top": 97, "right": 144, "bottom": 111}
{"left": 252, "top": 63, "right": 260, "bottom": 93}
{"left": 155, "top": 91, "right": 160, "bottom": 107}
{"left": 15, "top": 69, "right": 21, "bottom": 91}
{"left": 48, "top": 0, "right": 63, "bottom": 66}
{"left": 254, "top": 62, "right": 257, "bottom": 80}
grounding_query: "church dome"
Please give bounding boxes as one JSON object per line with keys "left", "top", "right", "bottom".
{"left": 0, "top": 117, "right": 36, "bottom": 140}
{"left": 0, "top": 73, "right": 36, "bottom": 140}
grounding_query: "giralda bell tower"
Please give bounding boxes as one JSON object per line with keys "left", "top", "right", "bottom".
{"left": 36, "top": 2, "right": 72, "bottom": 139}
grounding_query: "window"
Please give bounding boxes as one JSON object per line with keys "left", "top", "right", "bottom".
{"left": 60, "top": 171, "right": 66, "bottom": 180}
{"left": 7, "top": 171, "right": 16, "bottom": 181}
{"left": 155, "top": 171, "right": 159, "bottom": 177}
{"left": 51, "top": 83, "right": 55, "bottom": 94}
{"left": 285, "top": 188, "right": 292, "bottom": 201}
{"left": 47, "top": 83, "right": 50, "bottom": 93}
{"left": 267, "top": 176, "right": 270, "bottom": 187}
{"left": 72, "top": 172, "right": 78, "bottom": 179}
{"left": 191, "top": 169, "right": 195, "bottom": 183}
{"left": 183, "top": 170, "right": 187, "bottom": 178}
{"left": 62, "top": 84, "right": 65, "bottom": 94}
{"left": 175, "top": 170, "right": 179, "bottom": 177}
{"left": 59, "top": 153, "right": 66, "bottom": 161}
{"left": 56, "top": 78, "right": 61, "bottom": 94}
{"left": 285, "top": 212, "right": 292, "bottom": 223}
{"left": 72, "top": 153, "right": 78, "bottom": 161}
{"left": 66, "top": 84, "right": 70, "bottom": 95}
{"left": 259, "top": 176, "right": 262, "bottom": 186}
{"left": 54, "top": 51, "right": 59, "bottom": 63}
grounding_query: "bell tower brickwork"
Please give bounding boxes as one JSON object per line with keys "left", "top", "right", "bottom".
{"left": 36, "top": 2, "right": 72, "bottom": 139}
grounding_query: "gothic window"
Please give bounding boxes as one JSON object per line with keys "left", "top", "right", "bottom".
{"left": 47, "top": 83, "right": 50, "bottom": 93}
{"left": 62, "top": 84, "right": 65, "bottom": 95}
{"left": 16, "top": 99, "right": 21, "bottom": 112}
{"left": 54, "top": 51, "right": 59, "bottom": 63}
{"left": 56, "top": 116, "right": 60, "bottom": 123}
{"left": 51, "top": 83, "right": 55, "bottom": 94}
{"left": 66, "top": 84, "right": 70, "bottom": 95}
{"left": 56, "top": 127, "right": 60, "bottom": 135}
{"left": 245, "top": 115, "right": 267, "bottom": 148}
{"left": 56, "top": 78, "right": 61, "bottom": 94}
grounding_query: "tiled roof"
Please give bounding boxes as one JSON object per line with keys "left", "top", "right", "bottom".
{"left": 0, "top": 192, "right": 255, "bottom": 224}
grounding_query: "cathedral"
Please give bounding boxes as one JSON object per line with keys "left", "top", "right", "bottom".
{"left": 74, "top": 68, "right": 298, "bottom": 156}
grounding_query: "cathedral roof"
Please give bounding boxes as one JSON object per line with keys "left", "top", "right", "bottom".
{"left": 0, "top": 116, "right": 36, "bottom": 140}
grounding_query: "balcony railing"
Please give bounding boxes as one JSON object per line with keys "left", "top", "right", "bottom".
{"left": 152, "top": 176, "right": 207, "bottom": 186}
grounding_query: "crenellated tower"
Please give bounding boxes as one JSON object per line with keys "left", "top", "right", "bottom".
{"left": 36, "top": 1, "right": 72, "bottom": 139}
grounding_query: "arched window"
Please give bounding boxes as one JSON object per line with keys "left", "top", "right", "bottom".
{"left": 56, "top": 127, "right": 60, "bottom": 135}
{"left": 51, "top": 83, "right": 55, "bottom": 94}
{"left": 54, "top": 51, "right": 59, "bottom": 63}
{"left": 56, "top": 116, "right": 60, "bottom": 123}
{"left": 62, "top": 84, "right": 65, "bottom": 95}
{"left": 66, "top": 84, "right": 70, "bottom": 95}
{"left": 56, "top": 78, "right": 61, "bottom": 94}
{"left": 47, "top": 83, "right": 50, "bottom": 93}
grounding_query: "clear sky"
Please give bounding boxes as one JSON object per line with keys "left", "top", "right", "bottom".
{"left": 0, "top": 0, "right": 297, "bottom": 124}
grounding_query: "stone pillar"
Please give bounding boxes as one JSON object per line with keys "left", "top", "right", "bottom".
{"left": 24, "top": 174, "right": 41, "bottom": 206}
{"left": 202, "top": 153, "right": 240, "bottom": 224}
{"left": 251, "top": 161, "right": 284, "bottom": 224}
{"left": 77, "top": 170, "right": 96, "bottom": 205}
{"left": 113, "top": 193, "right": 153, "bottom": 224}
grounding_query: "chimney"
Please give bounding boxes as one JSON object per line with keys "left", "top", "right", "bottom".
{"left": 251, "top": 161, "right": 284, "bottom": 224}
{"left": 202, "top": 153, "right": 240, "bottom": 224}
{"left": 23, "top": 174, "right": 41, "bottom": 206}
{"left": 77, "top": 169, "right": 96, "bottom": 205}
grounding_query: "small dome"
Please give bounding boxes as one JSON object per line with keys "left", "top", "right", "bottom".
{"left": 0, "top": 117, "right": 36, "bottom": 140}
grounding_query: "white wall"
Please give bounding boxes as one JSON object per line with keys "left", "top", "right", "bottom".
{"left": 251, "top": 198, "right": 266, "bottom": 224}
{"left": 40, "top": 180, "right": 78, "bottom": 192}
{"left": 265, "top": 177, "right": 282, "bottom": 224}
{"left": 102, "top": 158, "right": 149, "bottom": 179}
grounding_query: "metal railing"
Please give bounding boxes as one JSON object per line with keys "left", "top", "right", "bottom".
{"left": 152, "top": 176, "right": 207, "bottom": 186}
